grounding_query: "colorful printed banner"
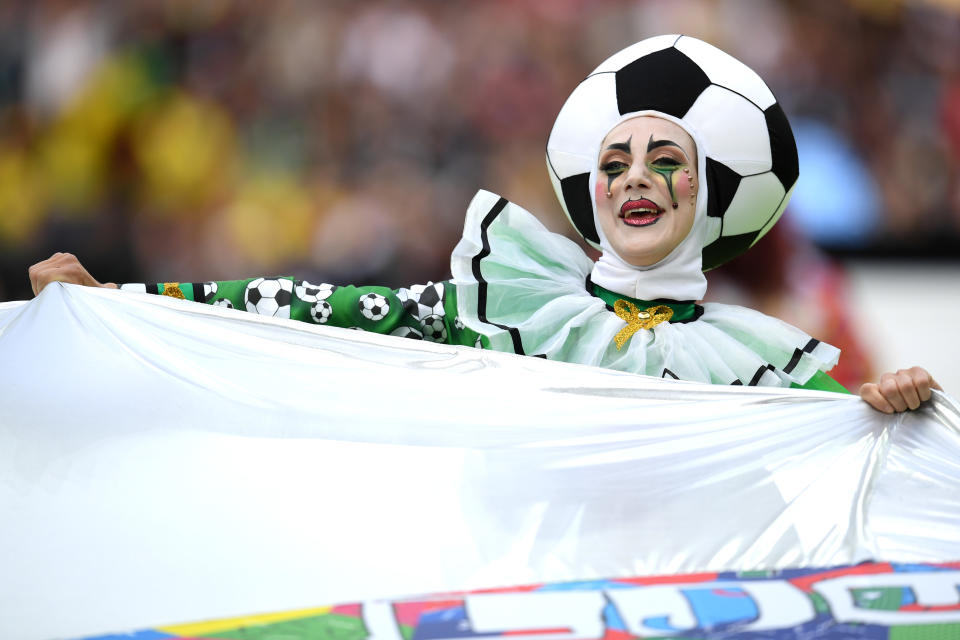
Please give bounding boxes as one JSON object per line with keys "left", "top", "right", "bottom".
{"left": 83, "top": 562, "right": 960, "bottom": 640}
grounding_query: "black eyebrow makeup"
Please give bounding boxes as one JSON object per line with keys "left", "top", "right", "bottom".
{"left": 605, "top": 135, "right": 633, "bottom": 154}
{"left": 647, "top": 134, "right": 683, "bottom": 153}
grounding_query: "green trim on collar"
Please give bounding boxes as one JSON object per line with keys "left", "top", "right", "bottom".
{"left": 591, "top": 284, "right": 699, "bottom": 322}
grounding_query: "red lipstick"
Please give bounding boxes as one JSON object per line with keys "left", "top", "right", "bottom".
{"left": 619, "top": 198, "right": 664, "bottom": 227}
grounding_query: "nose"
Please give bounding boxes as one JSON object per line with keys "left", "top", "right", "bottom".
{"left": 622, "top": 162, "right": 652, "bottom": 192}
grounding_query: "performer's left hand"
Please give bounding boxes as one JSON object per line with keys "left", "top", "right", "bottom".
{"left": 859, "top": 367, "right": 941, "bottom": 413}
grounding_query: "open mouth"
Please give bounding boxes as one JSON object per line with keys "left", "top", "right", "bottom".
{"left": 619, "top": 198, "right": 664, "bottom": 227}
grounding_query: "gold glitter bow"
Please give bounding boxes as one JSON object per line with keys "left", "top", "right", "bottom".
{"left": 613, "top": 299, "right": 673, "bottom": 350}
{"left": 162, "top": 282, "right": 185, "bottom": 299}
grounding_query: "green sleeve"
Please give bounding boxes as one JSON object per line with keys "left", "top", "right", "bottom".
{"left": 120, "top": 278, "right": 485, "bottom": 348}
{"left": 790, "top": 370, "right": 851, "bottom": 394}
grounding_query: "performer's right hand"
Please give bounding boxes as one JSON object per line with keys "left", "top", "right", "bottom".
{"left": 28, "top": 252, "right": 117, "bottom": 296}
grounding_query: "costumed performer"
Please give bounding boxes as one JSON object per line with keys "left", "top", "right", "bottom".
{"left": 26, "top": 35, "right": 940, "bottom": 414}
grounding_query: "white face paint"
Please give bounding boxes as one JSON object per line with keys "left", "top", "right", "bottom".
{"left": 594, "top": 116, "right": 699, "bottom": 267}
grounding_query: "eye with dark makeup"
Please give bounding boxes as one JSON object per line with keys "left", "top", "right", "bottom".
{"left": 600, "top": 160, "right": 628, "bottom": 176}
{"left": 650, "top": 156, "right": 682, "bottom": 169}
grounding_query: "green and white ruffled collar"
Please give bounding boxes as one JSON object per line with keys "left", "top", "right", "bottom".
{"left": 451, "top": 191, "right": 839, "bottom": 387}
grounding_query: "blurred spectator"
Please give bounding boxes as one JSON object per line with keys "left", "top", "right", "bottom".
{"left": 24, "top": 1, "right": 111, "bottom": 118}
{"left": 788, "top": 118, "right": 881, "bottom": 247}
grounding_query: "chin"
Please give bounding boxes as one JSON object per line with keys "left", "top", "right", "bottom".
{"left": 617, "top": 247, "right": 663, "bottom": 267}
{"left": 614, "top": 239, "right": 669, "bottom": 267}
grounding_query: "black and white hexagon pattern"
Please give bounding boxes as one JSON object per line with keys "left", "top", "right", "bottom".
{"left": 421, "top": 314, "right": 447, "bottom": 342}
{"left": 213, "top": 298, "right": 234, "bottom": 309}
{"left": 390, "top": 325, "right": 423, "bottom": 340}
{"left": 201, "top": 281, "right": 218, "bottom": 303}
{"left": 454, "top": 316, "right": 465, "bottom": 331}
{"left": 545, "top": 34, "right": 798, "bottom": 270}
{"left": 295, "top": 280, "right": 336, "bottom": 304}
{"left": 310, "top": 300, "right": 332, "bottom": 324}
{"left": 245, "top": 277, "right": 293, "bottom": 318}
{"left": 358, "top": 292, "right": 389, "bottom": 321}
{"left": 397, "top": 281, "right": 445, "bottom": 320}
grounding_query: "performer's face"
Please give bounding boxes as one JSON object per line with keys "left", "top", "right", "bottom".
{"left": 595, "top": 116, "right": 698, "bottom": 267}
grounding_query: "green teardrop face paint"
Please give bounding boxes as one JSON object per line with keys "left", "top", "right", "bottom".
{"left": 607, "top": 169, "right": 619, "bottom": 194}
{"left": 646, "top": 135, "right": 686, "bottom": 206}
{"left": 648, "top": 161, "right": 680, "bottom": 205}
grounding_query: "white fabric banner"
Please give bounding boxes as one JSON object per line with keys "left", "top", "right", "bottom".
{"left": 1, "top": 284, "right": 958, "bottom": 640}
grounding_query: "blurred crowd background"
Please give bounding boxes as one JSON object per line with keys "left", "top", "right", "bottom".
{"left": 1, "top": 0, "right": 959, "bottom": 388}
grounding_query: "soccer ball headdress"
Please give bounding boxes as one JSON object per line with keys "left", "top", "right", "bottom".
{"left": 546, "top": 34, "right": 799, "bottom": 271}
